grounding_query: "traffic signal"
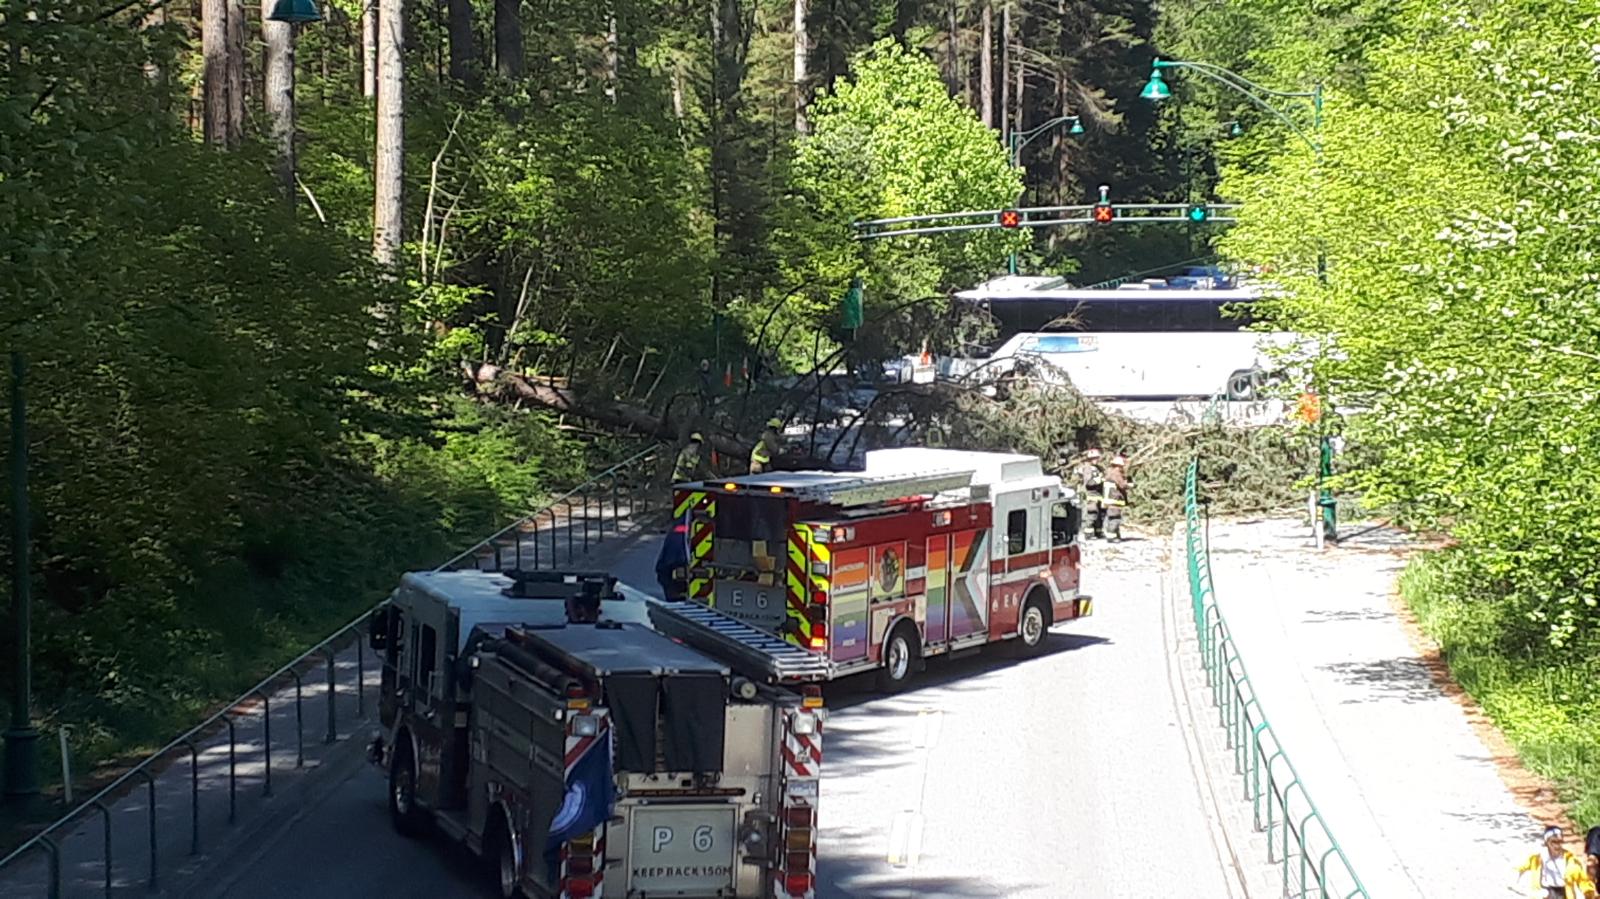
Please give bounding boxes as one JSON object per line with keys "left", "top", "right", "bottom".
{"left": 999, "top": 209, "right": 1021, "bottom": 229}
{"left": 1091, "top": 203, "right": 1114, "bottom": 224}
{"left": 1187, "top": 204, "right": 1208, "bottom": 223}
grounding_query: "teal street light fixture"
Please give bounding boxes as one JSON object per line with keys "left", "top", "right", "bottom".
{"left": 1005, "top": 114, "right": 1084, "bottom": 274}
{"left": 267, "top": 0, "right": 322, "bottom": 23}
{"left": 1139, "top": 68, "right": 1171, "bottom": 101}
{"left": 1141, "top": 57, "right": 1336, "bottom": 544}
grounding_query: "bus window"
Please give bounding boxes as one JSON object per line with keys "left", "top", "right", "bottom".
{"left": 417, "top": 624, "right": 438, "bottom": 696}
{"left": 1007, "top": 509, "right": 1027, "bottom": 555}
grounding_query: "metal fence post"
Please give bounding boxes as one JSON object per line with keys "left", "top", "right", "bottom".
{"left": 261, "top": 692, "right": 273, "bottom": 796}
{"left": 547, "top": 508, "right": 558, "bottom": 568}
{"left": 567, "top": 500, "right": 575, "bottom": 562}
{"left": 184, "top": 740, "right": 200, "bottom": 855}
{"left": 137, "top": 769, "right": 158, "bottom": 890}
{"left": 356, "top": 639, "right": 365, "bottom": 717}
{"left": 93, "top": 800, "right": 112, "bottom": 899}
{"left": 41, "top": 836, "right": 60, "bottom": 899}
{"left": 293, "top": 671, "right": 304, "bottom": 768}
{"left": 583, "top": 492, "right": 591, "bottom": 553}
{"left": 325, "top": 649, "right": 338, "bottom": 744}
{"left": 532, "top": 518, "right": 541, "bottom": 568}
{"left": 226, "top": 716, "right": 238, "bottom": 824}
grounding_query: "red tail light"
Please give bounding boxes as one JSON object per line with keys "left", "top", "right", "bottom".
{"left": 565, "top": 875, "right": 597, "bottom": 898}
{"left": 673, "top": 523, "right": 688, "bottom": 534}
{"left": 810, "top": 589, "right": 827, "bottom": 606}
{"left": 784, "top": 872, "right": 814, "bottom": 895}
{"left": 784, "top": 806, "right": 814, "bottom": 827}
{"left": 808, "top": 619, "right": 828, "bottom": 650}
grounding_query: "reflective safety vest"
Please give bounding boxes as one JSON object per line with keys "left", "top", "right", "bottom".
{"left": 673, "top": 447, "right": 701, "bottom": 483}
{"left": 750, "top": 433, "right": 779, "bottom": 470}
{"left": 1102, "top": 480, "right": 1128, "bottom": 508}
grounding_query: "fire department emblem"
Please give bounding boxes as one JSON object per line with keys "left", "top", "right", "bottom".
{"left": 878, "top": 547, "right": 901, "bottom": 593}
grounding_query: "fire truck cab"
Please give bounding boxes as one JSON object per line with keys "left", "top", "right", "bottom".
{"left": 669, "top": 447, "right": 1091, "bottom": 691}
{"left": 367, "top": 569, "right": 826, "bottom": 899}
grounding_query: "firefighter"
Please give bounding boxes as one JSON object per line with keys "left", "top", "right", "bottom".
{"left": 1073, "top": 448, "right": 1105, "bottom": 539}
{"left": 697, "top": 358, "right": 715, "bottom": 413}
{"left": 1102, "top": 452, "right": 1130, "bottom": 542}
{"left": 750, "top": 417, "right": 784, "bottom": 474}
{"left": 673, "top": 433, "right": 706, "bottom": 484}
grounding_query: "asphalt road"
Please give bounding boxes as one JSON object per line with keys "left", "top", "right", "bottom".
{"left": 216, "top": 534, "right": 1236, "bottom": 899}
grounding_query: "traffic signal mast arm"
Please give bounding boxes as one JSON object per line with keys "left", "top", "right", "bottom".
{"left": 852, "top": 202, "right": 1241, "bottom": 240}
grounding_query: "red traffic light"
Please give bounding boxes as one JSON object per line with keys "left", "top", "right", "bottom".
{"left": 999, "top": 209, "right": 1021, "bottom": 228}
{"left": 1092, "top": 203, "right": 1114, "bottom": 224}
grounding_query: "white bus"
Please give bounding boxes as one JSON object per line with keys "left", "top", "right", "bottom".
{"left": 939, "top": 274, "right": 1298, "bottom": 402}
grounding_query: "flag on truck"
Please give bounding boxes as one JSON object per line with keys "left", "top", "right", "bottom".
{"left": 545, "top": 729, "right": 615, "bottom": 874}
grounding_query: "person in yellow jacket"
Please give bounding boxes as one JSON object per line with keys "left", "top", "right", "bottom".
{"left": 750, "top": 418, "right": 784, "bottom": 474}
{"left": 1514, "top": 826, "right": 1597, "bottom": 899}
{"left": 673, "top": 433, "right": 706, "bottom": 484}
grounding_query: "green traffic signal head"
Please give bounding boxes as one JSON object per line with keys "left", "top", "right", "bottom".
{"left": 1230, "top": 121, "right": 1245, "bottom": 138}
{"left": 1187, "top": 204, "right": 1208, "bottom": 223}
{"left": 1140, "top": 68, "right": 1171, "bottom": 101}
{"left": 1070, "top": 119, "right": 1085, "bottom": 135}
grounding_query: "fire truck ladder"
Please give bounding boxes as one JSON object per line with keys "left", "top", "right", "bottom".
{"left": 782, "top": 469, "right": 976, "bottom": 508}
{"left": 647, "top": 600, "right": 832, "bottom": 684}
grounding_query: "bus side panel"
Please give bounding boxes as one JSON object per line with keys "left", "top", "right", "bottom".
{"left": 828, "top": 547, "right": 870, "bottom": 662}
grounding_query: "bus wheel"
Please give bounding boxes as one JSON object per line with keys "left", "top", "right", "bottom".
{"left": 388, "top": 741, "right": 425, "bottom": 838}
{"left": 877, "top": 623, "right": 921, "bottom": 693}
{"left": 1226, "top": 370, "right": 1256, "bottom": 401}
{"left": 1017, "top": 593, "right": 1052, "bottom": 656}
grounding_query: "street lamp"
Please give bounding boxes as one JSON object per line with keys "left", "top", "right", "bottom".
{"left": 1005, "top": 115, "right": 1083, "bottom": 274}
{"left": 267, "top": 0, "right": 321, "bottom": 22}
{"left": 1141, "top": 57, "right": 1337, "bottom": 545}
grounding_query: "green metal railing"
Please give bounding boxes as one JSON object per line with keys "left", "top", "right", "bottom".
{"left": 1183, "top": 457, "right": 1370, "bottom": 899}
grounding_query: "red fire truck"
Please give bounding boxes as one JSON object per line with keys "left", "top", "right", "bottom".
{"left": 669, "top": 448, "right": 1092, "bottom": 690}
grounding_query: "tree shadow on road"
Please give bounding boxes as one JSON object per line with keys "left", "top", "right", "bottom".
{"left": 824, "top": 632, "right": 1112, "bottom": 712}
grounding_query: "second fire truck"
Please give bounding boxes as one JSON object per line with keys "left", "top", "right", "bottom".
{"left": 666, "top": 447, "right": 1092, "bottom": 690}
{"left": 368, "top": 569, "right": 829, "bottom": 898}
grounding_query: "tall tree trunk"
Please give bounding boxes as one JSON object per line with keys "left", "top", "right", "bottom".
{"left": 373, "top": 0, "right": 404, "bottom": 268}
{"left": 362, "top": 0, "right": 377, "bottom": 98}
{"left": 891, "top": 0, "right": 917, "bottom": 42}
{"left": 945, "top": 0, "right": 959, "bottom": 93}
{"left": 494, "top": 0, "right": 522, "bottom": 78}
{"left": 202, "top": 0, "right": 229, "bottom": 145}
{"left": 605, "top": 12, "right": 619, "bottom": 101}
{"left": 1000, "top": 2, "right": 1010, "bottom": 141}
{"left": 446, "top": 0, "right": 473, "bottom": 84}
{"left": 1013, "top": 38, "right": 1024, "bottom": 136}
{"left": 792, "top": 0, "right": 809, "bottom": 132}
{"left": 226, "top": 0, "right": 246, "bottom": 145}
{"left": 979, "top": 1, "right": 993, "bottom": 128}
{"left": 261, "top": 10, "right": 296, "bottom": 207}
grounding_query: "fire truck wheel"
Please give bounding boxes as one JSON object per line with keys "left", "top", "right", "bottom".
{"left": 487, "top": 817, "right": 522, "bottom": 899}
{"left": 388, "top": 742, "right": 426, "bottom": 838}
{"left": 1017, "top": 593, "right": 1052, "bottom": 655}
{"left": 877, "top": 622, "right": 921, "bottom": 693}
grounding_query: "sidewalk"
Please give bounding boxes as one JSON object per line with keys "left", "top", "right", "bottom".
{"left": 0, "top": 497, "right": 658, "bottom": 898}
{"left": 1201, "top": 517, "right": 1541, "bottom": 899}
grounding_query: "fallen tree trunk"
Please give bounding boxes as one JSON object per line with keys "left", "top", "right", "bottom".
{"left": 462, "top": 361, "right": 750, "bottom": 458}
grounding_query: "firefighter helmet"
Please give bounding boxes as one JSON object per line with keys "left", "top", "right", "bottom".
{"left": 689, "top": 431, "right": 704, "bottom": 442}
{"left": 1085, "top": 448, "right": 1102, "bottom": 460}
{"left": 1110, "top": 453, "right": 1127, "bottom": 467}
{"left": 766, "top": 417, "right": 783, "bottom": 429}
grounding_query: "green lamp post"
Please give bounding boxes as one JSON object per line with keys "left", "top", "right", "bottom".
{"left": 1005, "top": 114, "right": 1083, "bottom": 275}
{"left": 1141, "top": 57, "right": 1336, "bottom": 544}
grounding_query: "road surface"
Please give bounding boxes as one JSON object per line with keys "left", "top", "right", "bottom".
{"left": 215, "top": 533, "right": 1238, "bottom": 899}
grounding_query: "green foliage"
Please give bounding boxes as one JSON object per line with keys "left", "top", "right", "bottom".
{"left": 765, "top": 39, "right": 1023, "bottom": 369}
{"left": 1403, "top": 552, "right": 1600, "bottom": 827}
{"left": 1217, "top": 0, "right": 1600, "bottom": 649}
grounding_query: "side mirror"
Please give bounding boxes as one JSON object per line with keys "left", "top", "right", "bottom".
{"left": 368, "top": 606, "right": 391, "bottom": 651}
